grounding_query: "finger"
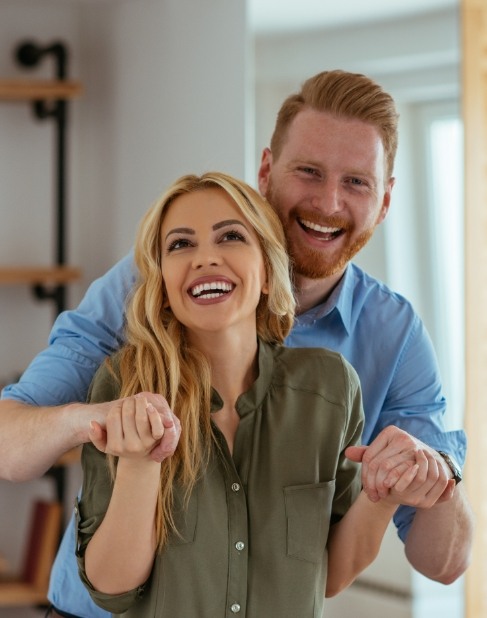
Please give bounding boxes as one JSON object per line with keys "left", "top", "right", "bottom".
{"left": 392, "top": 463, "right": 419, "bottom": 493}
{"left": 105, "top": 402, "right": 125, "bottom": 453}
{"left": 134, "top": 394, "right": 155, "bottom": 444}
{"left": 147, "top": 403, "right": 164, "bottom": 440}
{"left": 383, "top": 460, "right": 416, "bottom": 488}
{"left": 150, "top": 412, "right": 181, "bottom": 463}
{"left": 345, "top": 445, "right": 367, "bottom": 462}
{"left": 120, "top": 397, "right": 138, "bottom": 441}
{"left": 436, "top": 479, "right": 456, "bottom": 504}
{"left": 363, "top": 450, "right": 416, "bottom": 500}
{"left": 361, "top": 426, "right": 410, "bottom": 460}
{"left": 89, "top": 420, "right": 108, "bottom": 453}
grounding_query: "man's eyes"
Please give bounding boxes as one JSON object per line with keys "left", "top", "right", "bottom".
{"left": 298, "top": 166, "right": 320, "bottom": 176}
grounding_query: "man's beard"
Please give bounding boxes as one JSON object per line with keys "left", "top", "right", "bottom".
{"left": 266, "top": 179, "right": 377, "bottom": 280}
{"left": 287, "top": 226, "right": 375, "bottom": 279}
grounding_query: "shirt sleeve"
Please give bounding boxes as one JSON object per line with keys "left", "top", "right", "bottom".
{"left": 370, "top": 315, "right": 467, "bottom": 542}
{"left": 369, "top": 314, "right": 467, "bottom": 465}
{"left": 1, "top": 252, "right": 137, "bottom": 406}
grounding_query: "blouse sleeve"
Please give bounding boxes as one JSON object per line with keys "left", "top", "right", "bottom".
{"left": 75, "top": 360, "right": 149, "bottom": 613}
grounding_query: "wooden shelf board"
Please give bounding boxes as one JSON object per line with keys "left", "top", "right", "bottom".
{"left": 53, "top": 446, "right": 82, "bottom": 467}
{"left": 0, "top": 266, "right": 81, "bottom": 285}
{"left": 0, "top": 79, "right": 83, "bottom": 101}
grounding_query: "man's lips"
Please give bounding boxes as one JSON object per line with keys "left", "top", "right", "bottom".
{"left": 298, "top": 217, "right": 345, "bottom": 240}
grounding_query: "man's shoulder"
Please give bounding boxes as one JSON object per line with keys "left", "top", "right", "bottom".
{"left": 348, "top": 263, "right": 417, "bottom": 320}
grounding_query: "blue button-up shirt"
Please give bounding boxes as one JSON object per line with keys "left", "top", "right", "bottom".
{"left": 2, "top": 255, "right": 466, "bottom": 618}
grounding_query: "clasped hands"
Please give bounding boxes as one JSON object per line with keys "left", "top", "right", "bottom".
{"left": 345, "top": 425, "right": 456, "bottom": 509}
{"left": 89, "top": 403, "right": 455, "bottom": 510}
{"left": 89, "top": 392, "right": 181, "bottom": 462}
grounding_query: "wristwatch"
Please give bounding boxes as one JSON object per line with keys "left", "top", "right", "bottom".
{"left": 437, "top": 451, "right": 462, "bottom": 484}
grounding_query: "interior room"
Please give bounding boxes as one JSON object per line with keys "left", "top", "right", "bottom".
{"left": 0, "top": 0, "right": 480, "bottom": 616}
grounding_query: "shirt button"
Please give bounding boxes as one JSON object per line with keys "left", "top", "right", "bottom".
{"left": 230, "top": 603, "right": 241, "bottom": 613}
{"left": 235, "top": 541, "right": 245, "bottom": 551}
{"left": 231, "top": 483, "right": 240, "bottom": 492}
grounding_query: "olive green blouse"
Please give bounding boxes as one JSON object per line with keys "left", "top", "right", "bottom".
{"left": 76, "top": 340, "right": 364, "bottom": 618}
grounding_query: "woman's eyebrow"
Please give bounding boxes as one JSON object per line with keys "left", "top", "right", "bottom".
{"left": 164, "top": 227, "right": 194, "bottom": 241}
{"left": 212, "top": 219, "right": 248, "bottom": 231}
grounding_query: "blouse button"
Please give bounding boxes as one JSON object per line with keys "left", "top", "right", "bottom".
{"left": 230, "top": 603, "right": 241, "bottom": 613}
{"left": 231, "top": 483, "right": 240, "bottom": 492}
{"left": 235, "top": 541, "right": 245, "bottom": 551}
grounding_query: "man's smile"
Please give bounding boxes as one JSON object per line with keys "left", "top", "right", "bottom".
{"left": 298, "top": 217, "right": 345, "bottom": 241}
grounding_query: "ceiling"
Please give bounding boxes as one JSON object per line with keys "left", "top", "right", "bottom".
{"left": 249, "top": 0, "right": 457, "bottom": 34}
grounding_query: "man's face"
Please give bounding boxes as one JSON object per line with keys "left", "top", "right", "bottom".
{"left": 258, "top": 109, "right": 394, "bottom": 281}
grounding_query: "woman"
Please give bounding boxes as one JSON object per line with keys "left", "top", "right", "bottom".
{"left": 76, "top": 172, "right": 418, "bottom": 617}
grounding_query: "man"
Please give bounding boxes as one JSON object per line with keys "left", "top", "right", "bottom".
{"left": 0, "top": 70, "right": 473, "bottom": 618}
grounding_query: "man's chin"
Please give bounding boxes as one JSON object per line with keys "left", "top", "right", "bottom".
{"left": 291, "top": 228, "right": 376, "bottom": 280}
{"left": 293, "top": 260, "right": 345, "bottom": 280}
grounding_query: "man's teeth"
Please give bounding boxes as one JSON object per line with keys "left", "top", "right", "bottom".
{"left": 300, "top": 219, "right": 341, "bottom": 234}
{"left": 191, "top": 281, "right": 233, "bottom": 298}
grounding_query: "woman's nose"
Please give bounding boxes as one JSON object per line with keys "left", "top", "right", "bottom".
{"left": 191, "top": 245, "right": 222, "bottom": 269}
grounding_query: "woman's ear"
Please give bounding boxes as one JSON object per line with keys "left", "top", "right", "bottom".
{"left": 261, "top": 281, "right": 269, "bottom": 295}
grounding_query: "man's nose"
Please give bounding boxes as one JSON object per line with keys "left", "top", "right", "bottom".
{"left": 310, "top": 181, "right": 343, "bottom": 214}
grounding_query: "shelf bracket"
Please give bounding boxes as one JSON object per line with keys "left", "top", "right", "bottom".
{"left": 15, "top": 41, "right": 71, "bottom": 316}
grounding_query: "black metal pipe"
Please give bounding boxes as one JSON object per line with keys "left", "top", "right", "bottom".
{"left": 15, "top": 40, "right": 70, "bottom": 315}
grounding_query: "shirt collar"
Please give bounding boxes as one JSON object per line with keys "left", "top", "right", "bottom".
{"left": 210, "top": 339, "right": 276, "bottom": 416}
{"left": 294, "top": 264, "right": 354, "bottom": 334}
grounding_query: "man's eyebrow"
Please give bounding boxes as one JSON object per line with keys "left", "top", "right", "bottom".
{"left": 164, "top": 227, "right": 194, "bottom": 241}
{"left": 212, "top": 219, "right": 248, "bottom": 231}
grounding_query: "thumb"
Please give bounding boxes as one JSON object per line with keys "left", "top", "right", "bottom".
{"left": 436, "top": 478, "right": 456, "bottom": 504}
{"left": 345, "top": 445, "right": 367, "bottom": 462}
{"left": 89, "top": 420, "right": 108, "bottom": 453}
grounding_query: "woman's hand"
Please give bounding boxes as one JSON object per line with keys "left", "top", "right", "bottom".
{"left": 345, "top": 428, "right": 456, "bottom": 508}
{"left": 89, "top": 392, "right": 181, "bottom": 461}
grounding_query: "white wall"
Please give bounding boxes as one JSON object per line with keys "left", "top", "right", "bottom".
{"left": 0, "top": 0, "right": 248, "bottom": 606}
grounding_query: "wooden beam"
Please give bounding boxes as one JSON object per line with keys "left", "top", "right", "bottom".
{"left": 462, "top": 1, "right": 487, "bottom": 616}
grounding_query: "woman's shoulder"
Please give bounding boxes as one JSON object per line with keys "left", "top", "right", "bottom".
{"left": 270, "top": 344, "right": 360, "bottom": 400}
{"left": 87, "top": 352, "right": 123, "bottom": 404}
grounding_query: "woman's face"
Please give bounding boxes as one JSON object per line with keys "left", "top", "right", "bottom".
{"left": 160, "top": 187, "right": 268, "bottom": 339}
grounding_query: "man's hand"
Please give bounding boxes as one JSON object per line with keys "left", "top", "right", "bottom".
{"left": 89, "top": 392, "right": 181, "bottom": 462}
{"left": 345, "top": 426, "right": 455, "bottom": 508}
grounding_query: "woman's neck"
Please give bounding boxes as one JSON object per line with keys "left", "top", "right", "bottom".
{"left": 188, "top": 327, "right": 259, "bottom": 407}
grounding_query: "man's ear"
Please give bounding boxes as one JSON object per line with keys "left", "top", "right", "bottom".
{"left": 377, "top": 177, "right": 395, "bottom": 224}
{"left": 257, "top": 148, "right": 273, "bottom": 197}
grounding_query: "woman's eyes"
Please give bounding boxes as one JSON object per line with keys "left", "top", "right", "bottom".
{"left": 166, "top": 229, "right": 246, "bottom": 253}
{"left": 167, "top": 238, "right": 193, "bottom": 252}
{"left": 220, "top": 229, "right": 246, "bottom": 243}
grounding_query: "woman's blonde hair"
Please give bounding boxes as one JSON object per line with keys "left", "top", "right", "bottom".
{"left": 109, "top": 172, "right": 295, "bottom": 549}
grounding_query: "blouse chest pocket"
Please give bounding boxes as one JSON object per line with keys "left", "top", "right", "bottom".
{"left": 284, "top": 481, "right": 335, "bottom": 564}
